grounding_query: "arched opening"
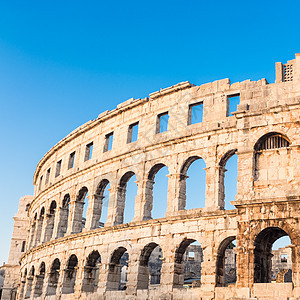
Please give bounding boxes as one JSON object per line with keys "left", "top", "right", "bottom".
{"left": 24, "top": 266, "right": 34, "bottom": 298}
{"left": 219, "top": 150, "right": 238, "bottom": 210}
{"left": 43, "top": 201, "right": 57, "bottom": 242}
{"left": 179, "top": 156, "right": 206, "bottom": 210}
{"left": 82, "top": 250, "right": 101, "bottom": 293}
{"left": 33, "top": 262, "right": 45, "bottom": 297}
{"left": 62, "top": 254, "right": 78, "bottom": 294}
{"left": 254, "top": 133, "right": 290, "bottom": 182}
{"left": 147, "top": 164, "right": 169, "bottom": 219}
{"left": 117, "top": 172, "right": 137, "bottom": 224}
{"left": 96, "top": 179, "right": 110, "bottom": 227}
{"left": 107, "top": 247, "right": 129, "bottom": 290}
{"left": 137, "top": 243, "right": 163, "bottom": 289}
{"left": 46, "top": 258, "right": 60, "bottom": 295}
{"left": 174, "top": 239, "right": 203, "bottom": 288}
{"left": 35, "top": 207, "right": 44, "bottom": 245}
{"left": 72, "top": 187, "right": 88, "bottom": 233}
{"left": 254, "top": 227, "right": 292, "bottom": 283}
{"left": 216, "top": 236, "right": 237, "bottom": 287}
{"left": 19, "top": 269, "right": 27, "bottom": 299}
{"left": 29, "top": 213, "right": 37, "bottom": 248}
{"left": 58, "top": 194, "right": 70, "bottom": 237}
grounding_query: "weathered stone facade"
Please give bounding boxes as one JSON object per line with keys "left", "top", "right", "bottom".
{"left": 3, "top": 54, "right": 300, "bottom": 299}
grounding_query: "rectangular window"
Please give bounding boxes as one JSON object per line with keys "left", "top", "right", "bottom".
{"left": 227, "top": 94, "right": 240, "bottom": 116}
{"left": 127, "top": 122, "right": 139, "bottom": 143}
{"left": 188, "top": 102, "right": 203, "bottom": 125}
{"left": 103, "top": 132, "right": 114, "bottom": 152}
{"left": 45, "top": 168, "right": 51, "bottom": 185}
{"left": 68, "top": 151, "right": 75, "bottom": 169}
{"left": 188, "top": 251, "right": 195, "bottom": 260}
{"left": 84, "top": 142, "right": 93, "bottom": 161}
{"left": 281, "top": 254, "right": 288, "bottom": 263}
{"left": 156, "top": 112, "right": 169, "bottom": 133}
{"left": 39, "top": 175, "right": 43, "bottom": 191}
{"left": 55, "top": 160, "right": 62, "bottom": 177}
{"left": 21, "top": 241, "right": 26, "bottom": 252}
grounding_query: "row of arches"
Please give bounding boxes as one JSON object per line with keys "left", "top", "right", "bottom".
{"left": 28, "top": 151, "right": 238, "bottom": 249}
{"left": 21, "top": 226, "right": 293, "bottom": 298}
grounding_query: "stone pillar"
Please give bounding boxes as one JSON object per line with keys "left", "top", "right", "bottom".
{"left": 33, "top": 217, "right": 43, "bottom": 246}
{"left": 42, "top": 213, "right": 55, "bottom": 243}
{"left": 68, "top": 200, "right": 84, "bottom": 234}
{"left": 52, "top": 206, "right": 63, "bottom": 240}
{"left": 166, "top": 173, "right": 185, "bottom": 216}
{"left": 126, "top": 253, "right": 140, "bottom": 296}
{"left": 204, "top": 163, "right": 220, "bottom": 210}
{"left": 54, "top": 207, "right": 69, "bottom": 238}
{"left": 159, "top": 255, "right": 175, "bottom": 294}
{"left": 200, "top": 245, "right": 216, "bottom": 291}
{"left": 84, "top": 194, "right": 103, "bottom": 230}
{"left": 40, "top": 214, "right": 48, "bottom": 244}
{"left": 97, "top": 263, "right": 110, "bottom": 294}
{"left": 132, "top": 179, "right": 152, "bottom": 222}
{"left": 27, "top": 222, "right": 36, "bottom": 249}
{"left": 105, "top": 186, "right": 125, "bottom": 226}
{"left": 236, "top": 245, "right": 254, "bottom": 288}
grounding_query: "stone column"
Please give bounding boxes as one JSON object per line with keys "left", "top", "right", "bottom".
{"left": 97, "top": 263, "right": 110, "bottom": 294}
{"left": 132, "top": 179, "right": 152, "bottom": 222}
{"left": 236, "top": 245, "right": 254, "bottom": 288}
{"left": 166, "top": 173, "right": 183, "bottom": 216}
{"left": 105, "top": 186, "right": 125, "bottom": 226}
{"left": 84, "top": 194, "right": 104, "bottom": 230}
{"left": 54, "top": 207, "right": 68, "bottom": 238}
{"left": 33, "top": 217, "right": 44, "bottom": 246}
{"left": 126, "top": 253, "right": 140, "bottom": 296}
{"left": 68, "top": 200, "right": 84, "bottom": 234}
{"left": 204, "top": 163, "right": 220, "bottom": 210}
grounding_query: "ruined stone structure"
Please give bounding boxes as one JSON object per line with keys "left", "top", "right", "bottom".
{"left": 3, "top": 54, "right": 300, "bottom": 299}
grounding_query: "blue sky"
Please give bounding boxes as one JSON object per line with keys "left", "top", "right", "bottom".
{"left": 0, "top": 0, "right": 299, "bottom": 264}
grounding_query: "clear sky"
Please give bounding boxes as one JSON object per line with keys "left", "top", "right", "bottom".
{"left": 0, "top": 0, "right": 299, "bottom": 264}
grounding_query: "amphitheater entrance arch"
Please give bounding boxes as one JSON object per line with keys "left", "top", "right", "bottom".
{"left": 219, "top": 150, "right": 237, "bottom": 210}
{"left": 43, "top": 200, "right": 56, "bottom": 242}
{"left": 118, "top": 171, "right": 137, "bottom": 224}
{"left": 24, "top": 266, "right": 34, "bottom": 299}
{"left": 46, "top": 258, "right": 60, "bottom": 296}
{"left": 107, "top": 247, "right": 129, "bottom": 291}
{"left": 82, "top": 250, "right": 101, "bottom": 293}
{"left": 254, "top": 227, "right": 292, "bottom": 283}
{"left": 96, "top": 179, "right": 110, "bottom": 226}
{"left": 174, "top": 239, "right": 203, "bottom": 288}
{"left": 137, "top": 242, "right": 163, "bottom": 289}
{"left": 33, "top": 262, "right": 45, "bottom": 297}
{"left": 62, "top": 254, "right": 78, "bottom": 294}
{"left": 216, "top": 236, "right": 236, "bottom": 287}
{"left": 147, "top": 163, "right": 169, "bottom": 219}
{"left": 179, "top": 156, "right": 206, "bottom": 210}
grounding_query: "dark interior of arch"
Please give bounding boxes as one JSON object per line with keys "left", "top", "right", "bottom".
{"left": 216, "top": 236, "right": 236, "bottom": 287}
{"left": 111, "top": 247, "right": 127, "bottom": 265}
{"left": 148, "top": 164, "right": 166, "bottom": 180}
{"left": 180, "top": 156, "right": 201, "bottom": 176}
{"left": 67, "top": 255, "right": 78, "bottom": 269}
{"left": 86, "top": 250, "right": 101, "bottom": 267}
{"left": 39, "top": 262, "right": 45, "bottom": 275}
{"left": 62, "top": 194, "right": 70, "bottom": 208}
{"left": 120, "top": 172, "right": 135, "bottom": 187}
{"left": 77, "top": 187, "right": 88, "bottom": 202}
{"left": 40, "top": 207, "right": 45, "bottom": 217}
{"left": 175, "top": 239, "right": 196, "bottom": 263}
{"left": 96, "top": 179, "right": 109, "bottom": 195}
{"left": 254, "top": 227, "right": 289, "bottom": 283}
{"left": 254, "top": 132, "right": 290, "bottom": 151}
{"left": 49, "top": 201, "right": 56, "bottom": 214}
{"left": 51, "top": 259, "right": 60, "bottom": 271}
{"left": 140, "top": 243, "right": 159, "bottom": 266}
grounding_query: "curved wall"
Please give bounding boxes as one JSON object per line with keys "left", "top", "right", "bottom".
{"left": 17, "top": 54, "right": 300, "bottom": 299}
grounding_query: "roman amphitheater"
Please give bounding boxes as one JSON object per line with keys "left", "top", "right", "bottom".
{"left": 2, "top": 54, "right": 300, "bottom": 300}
